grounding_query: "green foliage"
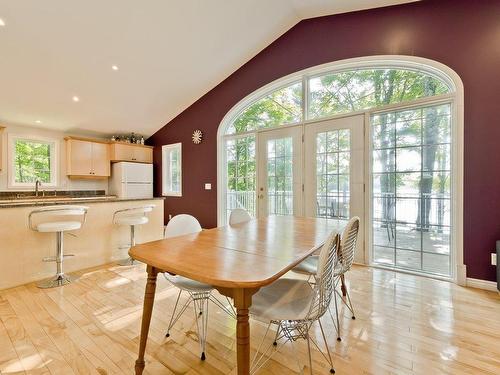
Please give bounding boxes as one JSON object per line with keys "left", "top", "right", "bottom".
{"left": 227, "top": 69, "right": 449, "bottom": 135}
{"left": 309, "top": 69, "right": 449, "bottom": 119}
{"left": 228, "top": 82, "right": 302, "bottom": 134}
{"left": 15, "top": 140, "right": 51, "bottom": 183}
{"left": 224, "top": 68, "right": 451, "bottom": 227}
{"left": 226, "top": 136, "right": 256, "bottom": 192}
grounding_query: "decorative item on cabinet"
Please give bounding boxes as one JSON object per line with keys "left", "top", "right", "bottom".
{"left": 65, "top": 136, "right": 110, "bottom": 178}
{"left": 110, "top": 132, "right": 144, "bottom": 145}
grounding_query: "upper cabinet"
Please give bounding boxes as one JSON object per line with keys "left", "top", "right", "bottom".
{"left": 65, "top": 137, "right": 110, "bottom": 178}
{"left": 110, "top": 142, "right": 153, "bottom": 163}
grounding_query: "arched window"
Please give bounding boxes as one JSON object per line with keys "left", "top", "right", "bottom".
{"left": 308, "top": 69, "right": 450, "bottom": 119}
{"left": 225, "top": 68, "right": 451, "bottom": 135}
{"left": 226, "top": 82, "right": 302, "bottom": 134}
{"left": 218, "top": 57, "right": 462, "bottom": 281}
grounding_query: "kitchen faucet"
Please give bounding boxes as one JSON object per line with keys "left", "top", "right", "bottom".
{"left": 35, "top": 179, "right": 42, "bottom": 197}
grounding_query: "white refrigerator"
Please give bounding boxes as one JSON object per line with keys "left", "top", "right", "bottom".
{"left": 109, "top": 162, "right": 153, "bottom": 199}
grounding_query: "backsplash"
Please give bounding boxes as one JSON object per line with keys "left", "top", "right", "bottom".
{"left": 0, "top": 190, "right": 107, "bottom": 199}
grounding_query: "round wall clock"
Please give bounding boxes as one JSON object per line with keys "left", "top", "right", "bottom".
{"left": 192, "top": 129, "right": 203, "bottom": 144}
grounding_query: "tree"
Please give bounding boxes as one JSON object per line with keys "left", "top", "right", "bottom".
{"left": 15, "top": 140, "right": 51, "bottom": 183}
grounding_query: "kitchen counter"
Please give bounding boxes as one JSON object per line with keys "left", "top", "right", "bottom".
{"left": 0, "top": 197, "right": 164, "bottom": 289}
{"left": 0, "top": 195, "right": 165, "bottom": 208}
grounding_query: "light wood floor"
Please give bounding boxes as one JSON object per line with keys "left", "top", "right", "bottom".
{"left": 0, "top": 263, "right": 499, "bottom": 375}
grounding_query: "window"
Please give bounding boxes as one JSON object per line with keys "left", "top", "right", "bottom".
{"left": 308, "top": 69, "right": 450, "bottom": 120}
{"left": 225, "top": 135, "right": 256, "bottom": 218}
{"left": 226, "top": 82, "right": 302, "bottom": 134}
{"left": 371, "top": 103, "right": 452, "bottom": 276}
{"left": 162, "top": 143, "right": 182, "bottom": 196}
{"left": 316, "top": 129, "right": 351, "bottom": 219}
{"left": 9, "top": 135, "right": 57, "bottom": 187}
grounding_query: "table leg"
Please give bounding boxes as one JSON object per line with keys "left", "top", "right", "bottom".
{"left": 233, "top": 288, "right": 257, "bottom": 375}
{"left": 135, "top": 265, "right": 159, "bottom": 375}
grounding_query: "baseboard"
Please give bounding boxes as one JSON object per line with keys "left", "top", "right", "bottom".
{"left": 466, "top": 277, "right": 498, "bottom": 292}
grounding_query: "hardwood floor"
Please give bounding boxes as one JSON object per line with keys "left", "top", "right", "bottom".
{"left": 0, "top": 263, "right": 498, "bottom": 375}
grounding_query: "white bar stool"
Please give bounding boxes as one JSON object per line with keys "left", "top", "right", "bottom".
{"left": 113, "top": 205, "right": 155, "bottom": 266}
{"left": 29, "top": 205, "right": 88, "bottom": 289}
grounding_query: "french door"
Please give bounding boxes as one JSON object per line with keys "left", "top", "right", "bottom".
{"left": 304, "top": 115, "right": 365, "bottom": 263}
{"left": 257, "top": 126, "right": 303, "bottom": 217}
{"left": 256, "top": 116, "right": 365, "bottom": 261}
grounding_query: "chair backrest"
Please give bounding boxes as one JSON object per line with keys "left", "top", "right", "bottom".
{"left": 164, "top": 214, "right": 202, "bottom": 238}
{"left": 306, "top": 230, "right": 340, "bottom": 321}
{"left": 337, "top": 216, "right": 360, "bottom": 274}
{"left": 113, "top": 204, "right": 155, "bottom": 223}
{"left": 229, "top": 208, "right": 252, "bottom": 225}
{"left": 28, "top": 205, "right": 88, "bottom": 230}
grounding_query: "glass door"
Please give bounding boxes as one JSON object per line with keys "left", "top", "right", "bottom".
{"left": 371, "top": 103, "right": 452, "bottom": 277}
{"left": 304, "top": 115, "right": 365, "bottom": 263}
{"left": 257, "top": 126, "right": 303, "bottom": 217}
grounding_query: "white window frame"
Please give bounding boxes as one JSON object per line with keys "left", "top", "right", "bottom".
{"left": 8, "top": 134, "right": 59, "bottom": 188}
{"left": 162, "top": 142, "right": 182, "bottom": 196}
{"left": 217, "top": 55, "right": 465, "bottom": 286}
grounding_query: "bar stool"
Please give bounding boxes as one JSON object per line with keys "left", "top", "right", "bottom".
{"left": 113, "top": 205, "right": 155, "bottom": 266}
{"left": 29, "top": 205, "right": 88, "bottom": 289}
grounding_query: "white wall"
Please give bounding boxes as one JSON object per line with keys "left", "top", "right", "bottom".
{"left": 0, "top": 123, "right": 108, "bottom": 192}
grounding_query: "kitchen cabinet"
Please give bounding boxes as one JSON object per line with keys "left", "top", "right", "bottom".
{"left": 66, "top": 137, "right": 110, "bottom": 177}
{"left": 110, "top": 142, "right": 153, "bottom": 163}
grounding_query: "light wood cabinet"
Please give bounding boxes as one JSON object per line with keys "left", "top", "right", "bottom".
{"left": 110, "top": 142, "right": 153, "bottom": 163}
{"left": 66, "top": 137, "right": 110, "bottom": 177}
{"left": 90, "top": 142, "right": 110, "bottom": 176}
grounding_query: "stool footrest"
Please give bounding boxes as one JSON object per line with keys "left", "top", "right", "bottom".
{"left": 43, "top": 254, "right": 75, "bottom": 262}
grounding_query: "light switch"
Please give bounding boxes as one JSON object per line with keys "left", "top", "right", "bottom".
{"left": 205, "top": 183, "right": 212, "bottom": 190}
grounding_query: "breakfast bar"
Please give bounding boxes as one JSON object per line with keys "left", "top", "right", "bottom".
{"left": 0, "top": 194, "right": 164, "bottom": 289}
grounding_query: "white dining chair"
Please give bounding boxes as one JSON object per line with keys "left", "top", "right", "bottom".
{"left": 250, "top": 229, "right": 340, "bottom": 374}
{"left": 228, "top": 208, "right": 252, "bottom": 225}
{"left": 292, "top": 216, "right": 360, "bottom": 341}
{"left": 113, "top": 204, "right": 155, "bottom": 266}
{"left": 163, "top": 214, "right": 236, "bottom": 361}
{"left": 29, "top": 205, "right": 88, "bottom": 288}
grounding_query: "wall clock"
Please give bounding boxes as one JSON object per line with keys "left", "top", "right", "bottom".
{"left": 192, "top": 129, "right": 203, "bottom": 144}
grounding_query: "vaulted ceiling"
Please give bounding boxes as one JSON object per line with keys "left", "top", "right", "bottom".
{"left": 0, "top": 0, "right": 416, "bottom": 137}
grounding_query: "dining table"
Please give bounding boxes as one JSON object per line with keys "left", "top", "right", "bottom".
{"left": 130, "top": 215, "right": 346, "bottom": 375}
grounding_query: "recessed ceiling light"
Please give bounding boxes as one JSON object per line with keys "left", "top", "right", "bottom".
{"left": 111, "top": 65, "right": 119, "bottom": 71}
{"left": 0, "top": 18, "right": 5, "bottom": 27}
{"left": 72, "top": 96, "right": 80, "bottom": 102}
{"left": 35, "top": 120, "right": 42, "bottom": 124}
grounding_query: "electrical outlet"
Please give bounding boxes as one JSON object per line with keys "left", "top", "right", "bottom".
{"left": 492, "top": 253, "right": 497, "bottom": 266}
{"left": 205, "top": 183, "right": 212, "bottom": 190}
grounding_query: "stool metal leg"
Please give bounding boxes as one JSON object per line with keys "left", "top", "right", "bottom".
{"left": 38, "top": 231, "right": 74, "bottom": 289}
{"left": 119, "top": 225, "right": 138, "bottom": 266}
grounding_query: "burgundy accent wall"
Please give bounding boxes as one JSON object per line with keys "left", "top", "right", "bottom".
{"left": 148, "top": 0, "right": 500, "bottom": 282}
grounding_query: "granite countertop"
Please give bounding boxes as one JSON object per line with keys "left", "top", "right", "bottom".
{"left": 0, "top": 191, "right": 164, "bottom": 208}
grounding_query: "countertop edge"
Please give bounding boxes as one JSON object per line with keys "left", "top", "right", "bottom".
{"left": 0, "top": 197, "right": 165, "bottom": 209}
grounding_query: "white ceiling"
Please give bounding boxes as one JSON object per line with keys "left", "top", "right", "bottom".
{"left": 0, "top": 0, "right": 416, "bottom": 137}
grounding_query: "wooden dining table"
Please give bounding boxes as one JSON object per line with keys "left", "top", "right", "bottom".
{"left": 130, "top": 215, "right": 346, "bottom": 375}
